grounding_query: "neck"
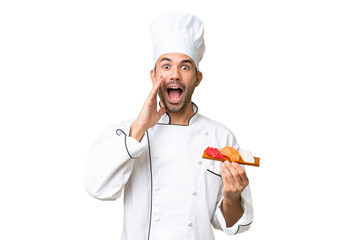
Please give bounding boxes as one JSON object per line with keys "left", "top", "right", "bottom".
{"left": 161, "top": 101, "right": 194, "bottom": 125}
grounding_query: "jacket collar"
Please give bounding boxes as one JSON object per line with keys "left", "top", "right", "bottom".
{"left": 157, "top": 102, "right": 199, "bottom": 126}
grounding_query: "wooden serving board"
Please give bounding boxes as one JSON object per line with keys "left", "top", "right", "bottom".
{"left": 202, "top": 151, "right": 260, "bottom": 167}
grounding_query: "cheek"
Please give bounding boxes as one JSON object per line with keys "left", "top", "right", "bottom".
{"left": 159, "top": 71, "right": 171, "bottom": 79}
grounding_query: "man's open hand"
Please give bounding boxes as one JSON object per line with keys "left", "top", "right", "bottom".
{"left": 129, "top": 76, "right": 167, "bottom": 141}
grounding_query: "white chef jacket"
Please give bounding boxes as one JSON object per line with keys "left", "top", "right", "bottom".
{"left": 85, "top": 103, "right": 253, "bottom": 240}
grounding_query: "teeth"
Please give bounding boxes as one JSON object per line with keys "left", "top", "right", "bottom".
{"left": 168, "top": 87, "right": 180, "bottom": 90}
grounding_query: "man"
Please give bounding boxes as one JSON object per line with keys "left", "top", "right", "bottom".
{"left": 85, "top": 12, "right": 253, "bottom": 240}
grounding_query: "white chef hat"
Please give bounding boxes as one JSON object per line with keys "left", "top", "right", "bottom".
{"left": 150, "top": 11, "right": 206, "bottom": 70}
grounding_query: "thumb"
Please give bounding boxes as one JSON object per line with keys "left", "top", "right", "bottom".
{"left": 158, "top": 107, "right": 167, "bottom": 117}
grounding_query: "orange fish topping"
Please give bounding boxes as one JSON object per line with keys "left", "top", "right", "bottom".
{"left": 220, "top": 146, "right": 240, "bottom": 162}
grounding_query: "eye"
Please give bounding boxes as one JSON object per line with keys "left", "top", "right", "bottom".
{"left": 181, "top": 65, "right": 189, "bottom": 70}
{"left": 163, "top": 64, "right": 170, "bottom": 69}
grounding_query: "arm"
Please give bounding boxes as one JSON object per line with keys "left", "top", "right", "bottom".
{"left": 220, "top": 161, "right": 249, "bottom": 227}
{"left": 211, "top": 161, "right": 253, "bottom": 234}
{"left": 210, "top": 130, "right": 254, "bottom": 234}
{"left": 84, "top": 122, "right": 146, "bottom": 200}
{"left": 84, "top": 75, "right": 166, "bottom": 200}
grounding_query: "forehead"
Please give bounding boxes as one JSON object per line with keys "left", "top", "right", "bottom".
{"left": 157, "top": 53, "right": 194, "bottom": 65}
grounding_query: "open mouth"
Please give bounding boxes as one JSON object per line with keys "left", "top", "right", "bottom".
{"left": 166, "top": 86, "right": 184, "bottom": 103}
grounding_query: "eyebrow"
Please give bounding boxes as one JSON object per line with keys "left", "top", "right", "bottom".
{"left": 159, "top": 57, "right": 193, "bottom": 65}
{"left": 181, "top": 59, "right": 193, "bottom": 65}
{"left": 159, "top": 57, "right": 172, "bottom": 63}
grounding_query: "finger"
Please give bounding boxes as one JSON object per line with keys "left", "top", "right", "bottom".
{"left": 157, "top": 107, "right": 167, "bottom": 117}
{"left": 220, "top": 163, "right": 230, "bottom": 186}
{"left": 224, "top": 161, "right": 242, "bottom": 184}
{"left": 148, "top": 75, "right": 163, "bottom": 100}
{"left": 221, "top": 161, "right": 236, "bottom": 186}
{"left": 225, "top": 162, "right": 246, "bottom": 192}
{"left": 232, "top": 162, "right": 249, "bottom": 185}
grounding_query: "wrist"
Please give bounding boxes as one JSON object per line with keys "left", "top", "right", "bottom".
{"left": 129, "top": 121, "right": 146, "bottom": 142}
{"left": 221, "top": 196, "right": 244, "bottom": 227}
{"left": 222, "top": 196, "right": 241, "bottom": 207}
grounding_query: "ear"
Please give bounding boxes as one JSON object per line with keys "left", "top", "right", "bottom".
{"left": 150, "top": 69, "right": 155, "bottom": 85}
{"left": 195, "top": 71, "right": 203, "bottom": 87}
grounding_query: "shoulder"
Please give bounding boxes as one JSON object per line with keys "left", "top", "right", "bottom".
{"left": 103, "top": 119, "right": 136, "bottom": 136}
{"left": 113, "top": 119, "right": 135, "bottom": 129}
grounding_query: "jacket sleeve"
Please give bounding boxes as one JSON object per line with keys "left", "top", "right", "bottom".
{"left": 212, "top": 185, "right": 254, "bottom": 234}
{"left": 84, "top": 121, "right": 147, "bottom": 200}
{"left": 211, "top": 129, "right": 254, "bottom": 235}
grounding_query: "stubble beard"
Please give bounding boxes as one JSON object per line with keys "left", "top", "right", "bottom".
{"left": 158, "top": 80, "right": 197, "bottom": 113}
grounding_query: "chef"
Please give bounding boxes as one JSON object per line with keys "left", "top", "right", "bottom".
{"left": 85, "top": 11, "right": 254, "bottom": 240}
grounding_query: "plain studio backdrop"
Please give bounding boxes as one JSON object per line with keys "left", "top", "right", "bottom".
{"left": 0, "top": 0, "right": 359, "bottom": 239}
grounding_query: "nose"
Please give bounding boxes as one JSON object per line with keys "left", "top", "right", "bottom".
{"left": 170, "top": 67, "right": 180, "bottom": 81}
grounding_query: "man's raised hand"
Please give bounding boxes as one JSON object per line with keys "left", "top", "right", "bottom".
{"left": 129, "top": 76, "right": 167, "bottom": 142}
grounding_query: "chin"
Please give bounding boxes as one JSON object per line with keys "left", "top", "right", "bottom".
{"left": 164, "top": 102, "right": 185, "bottom": 113}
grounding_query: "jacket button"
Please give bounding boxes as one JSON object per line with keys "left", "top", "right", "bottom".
{"left": 188, "top": 222, "right": 193, "bottom": 227}
{"left": 192, "top": 191, "right": 197, "bottom": 196}
{"left": 154, "top": 186, "right": 160, "bottom": 191}
{"left": 154, "top": 217, "right": 160, "bottom": 222}
{"left": 204, "top": 131, "right": 208, "bottom": 135}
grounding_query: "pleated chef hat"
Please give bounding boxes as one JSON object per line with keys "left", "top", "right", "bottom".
{"left": 150, "top": 11, "right": 206, "bottom": 70}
